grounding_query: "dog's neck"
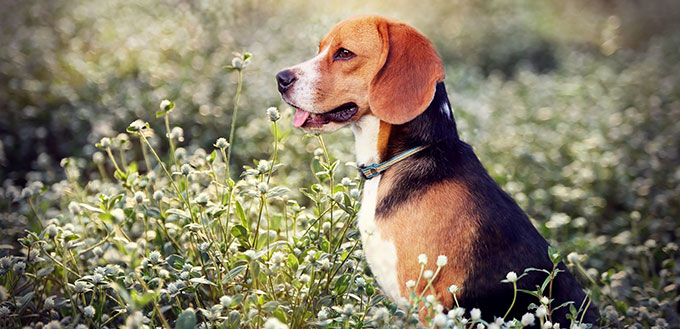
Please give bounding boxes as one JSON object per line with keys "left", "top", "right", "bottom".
{"left": 351, "top": 82, "right": 459, "bottom": 167}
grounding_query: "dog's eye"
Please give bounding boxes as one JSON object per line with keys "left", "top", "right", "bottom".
{"left": 334, "top": 48, "right": 355, "bottom": 60}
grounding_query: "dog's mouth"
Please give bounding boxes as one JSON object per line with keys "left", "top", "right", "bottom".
{"left": 292, "top": 102, "right": 358, "bottom": 128}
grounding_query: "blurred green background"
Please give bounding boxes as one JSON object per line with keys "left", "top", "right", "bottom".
{"left": 1, "top": 0, "right": 679, "bottom": 325}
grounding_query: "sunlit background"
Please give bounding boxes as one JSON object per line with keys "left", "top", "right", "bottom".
{"left": 1, "top": 0, "right": 679, "bottom": 327}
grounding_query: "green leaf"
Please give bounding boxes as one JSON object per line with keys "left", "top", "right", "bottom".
{"left": 287, "top": 254, "right": 298, "bottom": 272}
{"left": 17, "top": 291, "right": 34, "bottom": 309}
{"left": 235, "top": 201, "right": 246, "bottom": 226}
{"left": 176, "top": 308, "right": 197, "bottom": 329}
{"left": 190, "top": 277, "right": 217, "bottom": 286}
{"left": 334, "top": 274, "right": 351, "bottom": 295}
{"left": 37, "top": 266, "right": 55, "bottom": 278}
{"left": 263, "top": 301, "right": 279, "bottom": 313}
{"left": 273, "top": 307, "right": 287, "bottom": 323}
{"left": 227, "top": 265, "right": 247, "bottom": 279}
{"left": 231, "top": 225, "right": 248, "bottom": 238}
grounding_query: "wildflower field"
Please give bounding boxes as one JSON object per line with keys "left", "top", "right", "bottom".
{"left": 1, "top": 0, "right": 679, "bottom": 328}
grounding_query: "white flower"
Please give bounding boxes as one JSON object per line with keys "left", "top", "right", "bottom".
{"left": 405, "top": 280, "right": 416, "bottom": 288}
{"left": 44, "top": 296, "right": 55, "bottom": 309}
{"left": 418, "top": 254, "right": 428, "bottom": 265}
{"left": 99, "top": 137, "right": 112, "bottom": 148}
{"left": 214, "top": 138, "right": 229, "bottom": 149}
{"left": 423, "top": 270, "right": 434, "bottom": 279}
{"left": 536, "top": 305, "right": 547, "bottom": 318}
{"left": 220, "top": 296, "right": 233, "bottom": 308}
{"left": 300, "top": 274, "right": 310, "bottom": 284}
{"left": 349, "top": 189, "right": 360, "bottom": 199}
{"left": 506, "top": 271, "right": 518, "bottom": 282}
{"left": 263, "top": 317, "right": 288, "bottom": 329}
{"left": 436, "top": 255, "right": 448, "bottom": 267}
{"left": 433, "top": 313, "right": 447, "bottom": 327}
{"left": 84, "top": 305, "right": 96, "bottom": 318}
{"left": 148, "top": 251, "right": 161, "bottom": 263}
{"left": 266, "top": 107, "right": 280, "bottom": 121}
{"left": 470, "top": 308, "right": 481, "bottom": 320}
{"left": 540, "top": 296, "right": 550, "bottom": 305}
{"left": 521, "top": 313, "right": 535, "bottom": 326}
{"left": 448, "top": 307, "right": 464, "bottom": 319}
{"left": 448, "top": 284, "right": 459, "bottom": 293}
{"left": 181, "top": 164, "right": 192, "bottom": 175}
{"left": 542, "top": 321, "right": 553, "bottom": 329}
{"left": 425, "top": 295, "right": 436, "bottom": 304}
{"left": 160, "top": 99, "right": 172, "bottom": 110}
{"left": 476, "top": 324, "right": 486, "bottom": 329}
{"left": 567, "top": 252, "right": 583, "bottom": 264}
{"left": 134, "top": 191, "right": 145, "bottom": 203}
{"left": 318, "top": 308, "right": 329, "bottom": 320}
{"left": 169, "top": 127, "right": 184, "bottom": 141}
{"left": 153, "top": 190, "right": 164, "bottom": 201}
{"left": 319, "top": 258, "right": 331, "bottom": 271}
{"left": 270, "top": 252, "right": 284, "bottom": 265}
{"left": 342, "top": 303, "right": 355, "bottom": 315}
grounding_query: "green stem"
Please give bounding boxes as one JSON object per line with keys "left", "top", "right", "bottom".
{"left": 503, "top": 281, "right": 517, "bottom": 320}
{"left": 226, "top": 69, "right": 244, "bottom": 178}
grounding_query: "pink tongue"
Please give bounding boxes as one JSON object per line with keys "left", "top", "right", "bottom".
{"left": 292, "top": 108, "right": 311, "bottom": 127}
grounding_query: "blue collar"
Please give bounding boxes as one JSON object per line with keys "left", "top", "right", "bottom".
{"left": 358, "top": 145, "right": 430, "bottom": 179}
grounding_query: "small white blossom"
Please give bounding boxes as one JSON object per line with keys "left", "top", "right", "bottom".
{"left": 405, "top": 280, "right": 416, "bottom": 288}
{"left": 349, "top": 189, "right": 360, "bottom": 199}
{"left": 181, "top": 164, "right": 191, "bottom": 175}
{"left": 433, "top": 313, "right": 447, "bottom": 327}
{"left": 84, "top": 305, "right": 96, "bottom": 318}
{"left": 263, "top": 317, "right": 288, "bottom": 329}
{"left": 148, "top": 251, "right": 161, "bottom": 263}
{"left": 342, "top": 303, "right": 355, "bottom": 314}
{"left": 220, "top": 296, "right": 233, "bottom": 308}
{"left": 567, "top": 252, "right": 583, "bottom": 264}
{"left": 425, "top": 295, "right": 436, "bottom": 304}
{"left": 543, "top": 321, "right": 553, "bottom": 329}
{"left": 436, "top": 255, "right": 448, "bottom": 267}
{"left": 266, "top": 107, "right": 280, "bottom": 121}
{"left": 160, "top": 99, "right": 172, "bottom": 110}
{"left": 418, "top": 254, "right": 428, "bottom": 265}
{"left": 214, "top": 138, "right": 229, "bottom": 149}
{"left": 134, "top": 191, "right": 144, "bottom": 203}
{"left": 521, "top": 313, "right": 535, "bottom": 326}
{"left": 536, "top": 305, "right": 547, "bottom": 318}
{"left": 448, "top": 284, "right": 459, "bottom": 293}
{"left": 540, "top": 296, "right": 550, "bottom": 305}
{"left": 300, "top": 274, "right": 310, "bottom": 284}
{"left": 423, "top": 270, "right": 434, "bottom": 279}
{"left": 506, "top": 271, "right": 518, "bottom": 282}
{"left": 470, "top": 308, "right": 481, "bottom": 320}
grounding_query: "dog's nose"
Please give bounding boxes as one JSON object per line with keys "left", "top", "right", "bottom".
{"left": 276, "top": 70, "right": 296, "bottom": 92}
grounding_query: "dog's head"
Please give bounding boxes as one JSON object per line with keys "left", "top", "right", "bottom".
{"left": 276, "top": 15, "right": 445, "bottom": 132}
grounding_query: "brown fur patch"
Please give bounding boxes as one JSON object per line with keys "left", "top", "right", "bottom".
{"left": 376, "top": 180, "right": 478, "bottom": 309}
{"left": 377, "top": 121, "right": 392, "bottom": 161}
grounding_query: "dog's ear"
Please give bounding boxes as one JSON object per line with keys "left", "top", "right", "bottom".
{"left": 369, "top": 20, "right": 445, "bottom": 125}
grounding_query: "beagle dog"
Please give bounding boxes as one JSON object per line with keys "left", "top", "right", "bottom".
{"left": 276, "top": 15, "right": 599, "bottom": 325}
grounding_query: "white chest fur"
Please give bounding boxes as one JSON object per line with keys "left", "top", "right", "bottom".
{"left": 351, "top": 116, "right": 402, "bottom": 301}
